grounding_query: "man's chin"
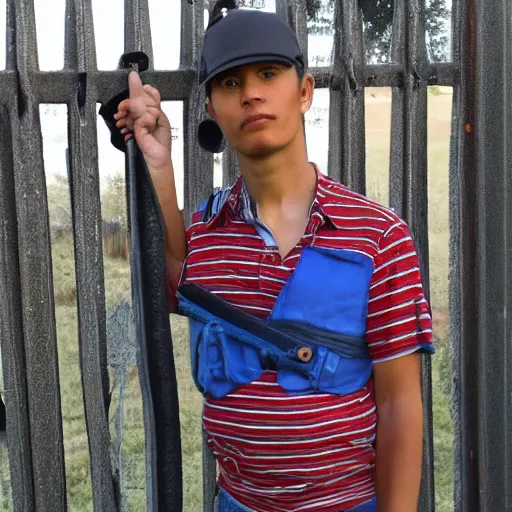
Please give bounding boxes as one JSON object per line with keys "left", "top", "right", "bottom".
{"left": 238, "top": 138, "right": 286, "bottom": 159}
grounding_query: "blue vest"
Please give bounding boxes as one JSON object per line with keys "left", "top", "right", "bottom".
{"left": 177, "top": 245, "right": 374, "bottom": 399}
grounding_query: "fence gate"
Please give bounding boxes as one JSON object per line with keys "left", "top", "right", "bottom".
{"left": 0, "top": 0, "right": 511, "bottom": 511}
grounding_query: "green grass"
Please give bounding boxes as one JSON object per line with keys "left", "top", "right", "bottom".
{"left": 0, "top": 87, "right": 455, "bottom": 511}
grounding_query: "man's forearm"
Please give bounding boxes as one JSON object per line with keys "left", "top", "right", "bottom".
{"left": 375, "top": 396, "right": 423, "bottom": 512}
{"left": 148, "top": 161, "right": 187, "bottom": 261}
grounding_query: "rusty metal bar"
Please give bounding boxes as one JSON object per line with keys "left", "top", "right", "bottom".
{"left": 328, "top": 0, "right": 366, "bottom": 193}
{"left": 8, "top": 0, "right": 67, "bottom": 510}
{"left": 389, "top": 1, "right": 435, "bottom": 511}
{"left": 64, "top": 1, "right": 118, "bottom": 510}
{"left": 0, "top": 103, "right": 35, "bottom": 512}
{"left": 450, "top": 0, "right": 512, "bottom": 509}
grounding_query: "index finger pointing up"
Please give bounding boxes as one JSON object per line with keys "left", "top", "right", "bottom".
{"left": 128, "top": 70, "right": 145, "bottom": 99}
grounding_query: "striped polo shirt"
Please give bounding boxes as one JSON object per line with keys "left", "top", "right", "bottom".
{"left": 175, "top": 166, "right": 434, "bottom": 512}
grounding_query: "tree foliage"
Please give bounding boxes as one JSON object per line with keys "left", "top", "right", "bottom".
{"left": 306, "top": 0, "right": 450, "bottom": 63}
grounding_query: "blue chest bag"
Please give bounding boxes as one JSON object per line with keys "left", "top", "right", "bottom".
{"left": 177, "top": 245, "right": 374, "bottom": 399}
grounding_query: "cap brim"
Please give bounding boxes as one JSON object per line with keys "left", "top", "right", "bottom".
{"left": 200, "top": 54, "right": 295, "bottom": 85}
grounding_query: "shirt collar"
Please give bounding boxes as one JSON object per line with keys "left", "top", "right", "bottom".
{"left": 205, "top": 164, "right": 342, "bottom": 230}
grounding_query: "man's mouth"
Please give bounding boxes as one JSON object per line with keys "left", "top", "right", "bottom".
{"left": 241, "top": 114, "right": 276, "bottom": 129}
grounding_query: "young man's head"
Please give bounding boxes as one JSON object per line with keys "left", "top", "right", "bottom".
{"left": 197, "top": 2, "right": 315, "bottom": 158}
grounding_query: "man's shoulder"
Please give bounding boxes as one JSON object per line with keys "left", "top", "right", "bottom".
{"left": 190, "top": 185, "right": 234, "bottom": 225}
{"left": 318, "top": 173, "right": 404, "bottom": 227}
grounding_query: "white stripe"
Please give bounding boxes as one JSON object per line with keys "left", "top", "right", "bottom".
{"left": 260, "top": 275, "right": 288, "bottom": 284}
{"left": 205, "top": 391, "right": 372, "bottom": 416}
{"left": 187, "top": 259, "right": 289, "bottom": 272}
{"left": 227, "top": 393, "right": 334, "bottom": 400}
{"left": 188, "top": 245, "right": 264, "bottom": 257}
{"left": 243, "top": 458, "right": 361, "bottom": 475}
{"left": 373, "top": 344, "right": 430, "bottom": 363}
{"left": 370, "top": 267, "right": 418, "bottom": 289}
{"left": 191, "top": 232, "right": 261, "bottom": 242}
{"left": 204, "top": 406, "right": 376, "bottom": 430}
{"left": 374, "top": 251, "right": 417, "bottom": 273}
{"left": 367, "top": 299, "right": 414, "bottom": 318}
{"left": 329, "top": 215, "right": 387, "bottom": 222}
{"left": 319, "top": 186, "right": 395, "bottom": 220}
{"left": 327, "top": 224, "right": 385, "bottom": 234}
{"left": 214, "top": 290, "right": 278, "bottom": 299}
{"left": 368, "top": 329, "right": 432, "bottom": 348}
{"left": 187, "top": 259, "right": 259, "bottom": 269}
{"left": 383, "top": 221, "right": 403, "bottom": 237}
{"left": 366, "top": 314, "right": 418, "bottom": 334}
{"left": 379, "top": 235, "right": 412, "bottom": 254}
{"left": 296, "top": 487, "right": 375, "bottom": 511}
{"left": 250, "top": 379, "right": 279, "bottom": 386}
{"left": 213, "top": 440, "right": 356, "bottom": 461}
{"left": 207, "top": 423, "right": 376, "bottom": 445}
{"left": 187, "top": 274, "right": 259, "bottom": 281}
{"left": 236, "top": 304, "right": 272, "bottom": 313}
{"left": 315, "top": 235, "right": 378, "bottom": 247}
{"left": 322, "top": 202, "right": 395, "bottom": 221}
{"left": 368, "top": 284, "right": 423, "bottom": 303}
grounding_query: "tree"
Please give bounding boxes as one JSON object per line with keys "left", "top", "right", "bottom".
{"left": 101, "top": 173, "right": 127, "bottom": 225}
{"left": 306, "top": 0, "right": 451, "bottom": 63}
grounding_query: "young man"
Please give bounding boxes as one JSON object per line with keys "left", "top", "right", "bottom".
{"left": 115, "top": 4, "right": 434, "bottom": 511}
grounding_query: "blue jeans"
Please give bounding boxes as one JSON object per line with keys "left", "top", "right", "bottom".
{"left": 216, "top": 488, "right": 377, "bottom": 512}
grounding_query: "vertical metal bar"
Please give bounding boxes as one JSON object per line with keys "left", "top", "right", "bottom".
{"left": 327, "top": 0, "right": 365, "bottom": 192}
{"left": 64, "top": 1, "right": 118, "bottom": 510}
{"left": 451, "top": 0, "right": 512, "bottom": 509}
{"left": 124, "top": 0, "right": 153, "bottom": 67}
{"left": 275, "top": 0, "right": 308, "bottom": 64}
{"left": 8, "top": 0, "right": 67, "bottom": 510}
{"left": 181, "top": 2, "right": 216, "bottom": 510}
{"left": 222, "top": 148, "right": 239, "bottom": 188}
{"left": 0, "top": 102, "right": 35, "bottom": 512}
{"left": 181, "top": 0, "right": 213, "bottom": 224}
{"left": 389, "top": 1, "right": 435, "bottom": 511}
{"left": 448, "top": 0, "right": 464, "bottom": 509}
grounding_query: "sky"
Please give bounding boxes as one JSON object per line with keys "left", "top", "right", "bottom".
{"left": 0, "top": 0, "right": 450, "bottom": 208}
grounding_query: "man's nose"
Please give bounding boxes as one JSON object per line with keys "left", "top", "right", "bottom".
{"left": 241, "top": 77, "right": 265, "bottom": 107}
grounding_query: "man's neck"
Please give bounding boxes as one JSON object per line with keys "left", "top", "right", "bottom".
{"left": 237, "top": 133, "right": 315, "bottom": 208}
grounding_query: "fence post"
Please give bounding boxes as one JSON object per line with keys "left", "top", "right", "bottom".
{"left": 8, "top": 0, "right": 68, "bottom": 509}
{"left": 451, "top": 0, "right": 512, "bottom": 509}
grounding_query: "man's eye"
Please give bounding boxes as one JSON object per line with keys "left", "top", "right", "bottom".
{"left": 222, "top": 78, "right": 239, "bottom": 88}
{"left": 261, "top": 70, "right": 276, "bottom": 79}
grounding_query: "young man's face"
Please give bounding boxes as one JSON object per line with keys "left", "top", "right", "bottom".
{"left": 207, "top": 61, "right": 314, "bottom": 157}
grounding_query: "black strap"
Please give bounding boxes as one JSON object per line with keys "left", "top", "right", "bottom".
{"left": 127, "top": 141, "right": 183, "bottom": 512}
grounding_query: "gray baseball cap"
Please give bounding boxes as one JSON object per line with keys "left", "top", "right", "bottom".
{"left": 197, "top": 7, "right": 305, "bottom": 153}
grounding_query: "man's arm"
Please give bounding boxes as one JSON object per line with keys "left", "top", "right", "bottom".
{"left": 373, "top": 353, "right": 423, "bottom": 512}
{"left": 365, "top": 219, "right": 434, "bottom": 512}
{"left": 115, "top": 72, "right": 187, "bottom": 309}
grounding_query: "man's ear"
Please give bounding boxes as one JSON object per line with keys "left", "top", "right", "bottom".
{"left": 205, "top": 98, "right": 216, "bottom": 120}
{"left": 300, "top": 73, "right": 315, "bottom": 115}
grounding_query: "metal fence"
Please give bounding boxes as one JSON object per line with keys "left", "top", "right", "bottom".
{"left": 0, "top": 0, "right": 510, "bottom": 511}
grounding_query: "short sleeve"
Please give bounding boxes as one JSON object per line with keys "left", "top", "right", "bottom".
{"left": 366, "top": 221, "right": 435, "bottom": 363}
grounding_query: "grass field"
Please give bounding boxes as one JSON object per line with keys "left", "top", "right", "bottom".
{"left": 0, "top": 87, "right": 454, "bottom": 511}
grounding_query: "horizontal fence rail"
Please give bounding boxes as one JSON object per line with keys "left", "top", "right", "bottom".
{"left": 0, "top": 0, "right": 510, "bottom": 510}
